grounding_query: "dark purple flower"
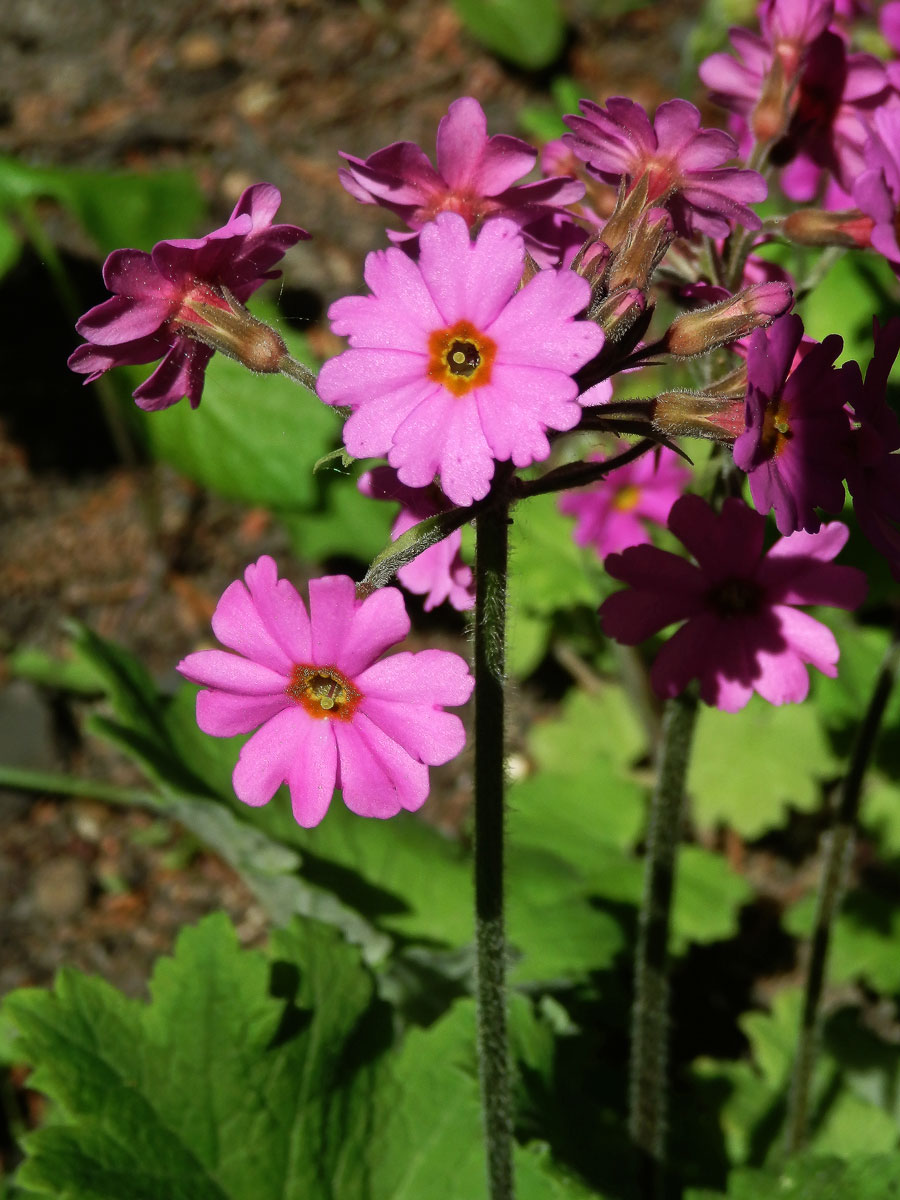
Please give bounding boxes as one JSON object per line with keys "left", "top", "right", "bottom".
{"left": 359, "top": 467, "right": 474, "bottom": 612}
{"left": 844, "top": 318, "right": 900, "bottom": 577}
{"left": 733, "top": 314, "right": 852, "bottom": 534}
{"left": 562, "top": 97, "right": 766, "bottom": 238}
{"left": 600, "top": 494, "right": 866, "bottom": 711}
{"left": 68, "top": 184, "right": 308, "bottom": 411}
{"left": 338, "top": 97, "right": 584, "bottom": 265}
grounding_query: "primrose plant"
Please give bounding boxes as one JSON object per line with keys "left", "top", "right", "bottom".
{"left": 12, "top": 1, "right": 899, "bottom": 1197}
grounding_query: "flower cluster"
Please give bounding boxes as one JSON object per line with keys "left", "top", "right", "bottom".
{"left": 67, "top": 17, "right": 900, "bottom": 824}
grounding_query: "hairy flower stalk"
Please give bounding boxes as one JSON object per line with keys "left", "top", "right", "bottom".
{"left": 629, "top": 689, "right": 698, "bottom": 1199}
{"left": 785, "top": 630, "right": 900, "bottom": 1154}
{"left": 473, "top": 489, "right": 515, "bottom": 1200}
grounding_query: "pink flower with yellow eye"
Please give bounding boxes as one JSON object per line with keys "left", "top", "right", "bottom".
{"left": 316, "top": 212, "right": 605, "bottom": 506}
{"left": 177, "top": 557, "right": 474, "bottom": 827}
{"left": 559, "top": 445, "right": 689, "bottom": 559}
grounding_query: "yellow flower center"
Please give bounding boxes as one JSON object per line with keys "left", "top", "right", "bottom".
{"left": 612, "top": 483, "right": 641, "bottom": 512}
{"left": 286, "top": 665, "right": 361, "bottom": 721}
{"left": 760, "top": 399, "right": 793, "bottom": 458}
{"left": 427, "top": 319, "right": 496, "bottom": 397}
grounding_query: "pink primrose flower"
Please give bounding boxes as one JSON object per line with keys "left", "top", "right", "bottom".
{"left": 359, "top": 466, "right": 475, "bottom": 612}
{"left": 338, "top": 96, "right": 585, "bottom": 265}
{"left": 68, "top": 184, "right": 307, "bottom": 411}
{"left": 316, "top": 212, "right": 605, "bottom": 507}
{"left": 599, "top": 494, "right": 867, "bottom": 712}
{"left": 701, "top": 15, "right": 891, "bottom": 201}
{"left": 559, "top": 445, "right": 689, "bottom": 559}
{"left": 853, "top": 107, "right": 900, "bottom": 267}
{"left": 562, "top": 97, "right": 767, "bottom": 238}
{"left": 733, "top": 314, "right": 852, "bottom": 534}
{"left": 177, "top": 557, "right": 474, "bottom": 826}
{"left": 844, "top": 318, "right": 900, "bottom": 577}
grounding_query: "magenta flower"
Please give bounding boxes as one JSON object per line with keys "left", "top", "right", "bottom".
{"left": 316, "top": 212, "right": 605, "bottom": 507}
{"left": 339, "top": 96, "right": 584, "bottom": 265}
{"left": 562, "top": 97, "right": 766, "bottom": 238}
{"left": 600, "top": 495, "right": 867, "bottom": 712}
{"left": 68, "top": 184, "right": 307, "bottom": 411}
{"left": 853, "top": 107, "right": 900, "bottom": 267}
{"left": 844, "top": 318, "right": 900, "bottom": 578}
{"left": 559, "top": 445, "right": 689, "bottom": 559}
{"left": 177, "top": 557, "right": 474, "bottom": 826}
{"left": 359, "top": 467, "right": 474, "bottom": 612}
{"left": 733, "top": 314, "right": 852, "bottom": 534}
{"left": 700, "top": 15, "right": 890, "bottom": 201}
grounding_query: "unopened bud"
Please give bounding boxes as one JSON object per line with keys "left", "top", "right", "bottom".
{"left": 181, "top": 288, "right": 288, "bottom": 373}
{"left": 605, "top": 208, "right": 673, "bottom": 293}
{"left": 751, "top": 57, "right": 792, "bottom": 143}
{"left": 652, "top": 390, "right": 746, "bottom": 443}
{"left": 782, "top": 207, "right": 874, "bottom": 249}
{"left": 591, "top": 286, "right": 648, "bottom": 342}
{"left": 662, "top": 282, "right": 793, "bottom": 358}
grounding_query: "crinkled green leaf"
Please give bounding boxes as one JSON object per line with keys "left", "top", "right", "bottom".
{"left": 690, "top": 696, "right": 837, "bottom": 837}
{"left": 4, "top": 917, "right": 599, "bottom": 1200}
{"left": 529, "top": 686, "right": 646, "bottom": 778}
{"left": 452, "top": 0, "right": 565, "bottom": 69}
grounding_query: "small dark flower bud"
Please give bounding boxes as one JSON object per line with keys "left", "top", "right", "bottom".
{"left": 590, "top": 286, "right": 648, "bottom": 342}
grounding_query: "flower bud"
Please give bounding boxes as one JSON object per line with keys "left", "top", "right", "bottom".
{"left": 661, "top": 282, "right": 793, "bottom": 358}
{"left": 751, "top": 56, "right": 792, "bottom": 143}
{"left": 781, "top": 207, "right": 874, "bottom": 249}
{"left": 652, "top": 390, "right": 746, "bottom": 442}
{"left": 181, "top": 288, "right": 288, "bottom": 374}
{"left": 605, "top": 208, "right": 673, "bottom": 293}
{"left": 590, "top": 286, "right": 648, "bottom": 342}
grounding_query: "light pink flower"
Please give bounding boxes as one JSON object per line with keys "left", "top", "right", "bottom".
{"left": 339, "top": 96, "right": 584, "bottom": 266}
{"left": 562, "top": 97, "right": 766, "bottom": 238}
{"left": 68, "top": 184, "right": 307, "bottom": 411}
{"left": 559, "top": 445, "right": 689, "bottom": 559}
{"left": 177, "top": 557, "right": 474, "bottom": 826}
{"left": 316, "top": 212, "right": 605, "bottom": 506}
{"left": 599, "top": 495, "right": 867, "bottom": 712}
{"left": 359, "top": 467, "right": 474, "bottom": 611}
{"left": 733, "top": 314, "right": 852, "bottom": 534}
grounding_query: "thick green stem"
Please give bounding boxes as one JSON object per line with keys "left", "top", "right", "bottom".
{"left": 473, "top": 494, "right": 514, "bottom": 1200}
{"left": 785, "top": 632, "right": 900, "bottom": 1154}
{"left": 629, "top": 689, "right": 698, "bottom": 1199}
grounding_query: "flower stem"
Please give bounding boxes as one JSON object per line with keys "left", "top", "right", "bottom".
{"left": 785, "top": 630, "right": 900, "bottom": 1155}
{"left": 473, "top": 493, "right": 514, "bottom": 1200}
{"left": 629, "top": 689, "right": 698, "bottom": 1199}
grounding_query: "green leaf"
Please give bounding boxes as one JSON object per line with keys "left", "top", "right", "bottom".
{"left": 802, "top": 252, "right": 899, "bottom": 367}
{"left": 689, "top": 696, "right": 837, "bottom": 838}
{"left": 692, "top": 989, "right": 898, "bottom": 1166}
{"left": 8, "top": 644, "right": 105, "bottom": 694}
{"left": 136, "top": 304, "right": 337, "bottom": 513}
{"left": 0, "top": 211, "right": 21, "bottom": 279}
{"left": 452, "top": 0, "right": 565, "bottom": 69}
{"left": 709, "top": 1153, "right": 900, "bottom": 1199}
{"left": 0, "top": 157, "right": 204, "bottom": 255}
{"left": 282, "top": 473, "right": 395, "bottom": 566}
{"left": 784, "top": 889, "right": 900, "bottom": 994}
{"left": 4, "top": 917, "right": 599, "bottom": 1199}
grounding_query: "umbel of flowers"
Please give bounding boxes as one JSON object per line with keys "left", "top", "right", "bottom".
{"left": 68, "top": 4, "right": 900, "bottom": 1192}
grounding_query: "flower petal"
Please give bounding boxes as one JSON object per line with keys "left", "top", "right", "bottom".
{"left": 334, "top": 716, "right": 430, "bottom": 818}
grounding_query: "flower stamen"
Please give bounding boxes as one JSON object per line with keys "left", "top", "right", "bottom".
{"left": 427, "top": 319, "right": 496, "bottom": 396}
{"left": 286, "top": 664, "right": 362, "bottom": 721}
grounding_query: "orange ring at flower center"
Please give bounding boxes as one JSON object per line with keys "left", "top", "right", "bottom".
{"left": 427, "top": 320, "right": 497, "bottom": 397}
